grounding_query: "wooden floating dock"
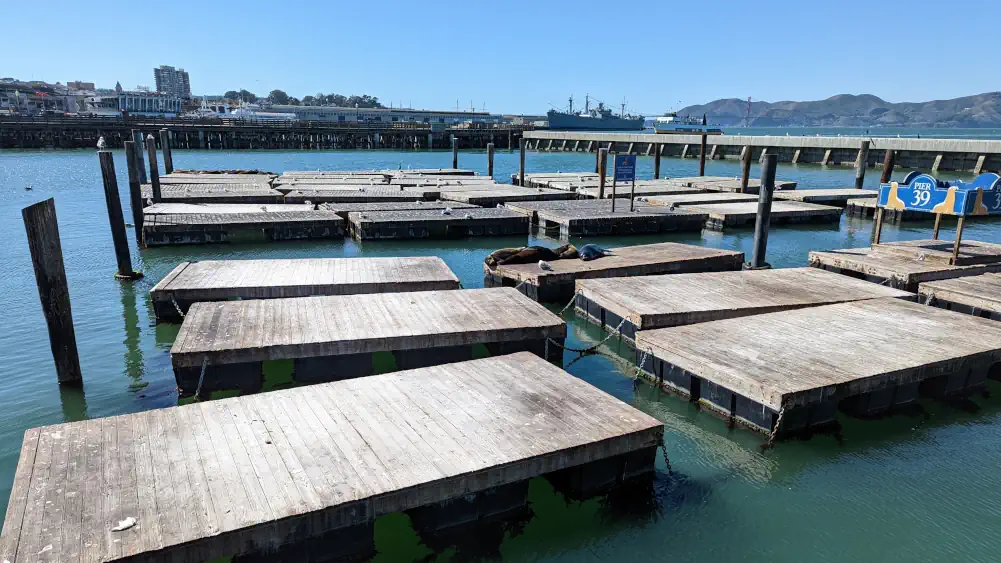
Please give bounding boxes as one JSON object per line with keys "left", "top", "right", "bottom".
{"left": 170, "top": 288, "right": 567, "bottom": 396}
{"left": 159, "top": 173, "right": 276, "bottom": 185}
{"left": 773, "top": 188, "right": 878, "bottom": 206}
{"left": 845, "top": 198, "right": 924, "bottom": 221}
{"left": 575, "top": 183, "right": 708, "bottom": 199}
{"left": 678, "top": 176, "right": 797, "bottom": 193}
{"left": 347, "top": 208, "right": 528, "bottom": 240}
{"left": 143, "top": 203, "right": 314, "bottom": 215}
{"left": 810, "top": 239, "right": 1001, "bottom": 291}
{"left": 533, "top": 205, "right": 707, "bottom": 239}
{"left": 575, "top": 267, "right": 913, "bottom": 341}
{"left": 150, "top": 257, "right": 460, "bottom": 322}
{"left": 281, "top": 188, "right": 438, "bottom": 204}
{"left": 640, "top": 192, "right": 761, "bottom": 207}
{"left": 684, "top": 200, "right": 843, "bottom": 230}
{"left": 920, "top": 273, "right": 1001, "bottom": 321}
{"left": 485, "top": 242, "right": 745, "bottom": 301}
{"left": 141, "top": 184, "right": 284, "bottom": 204}
{"left": 517, "top": 172, "right": 600, "bottom": 190}
{"left": 318, "top": 201, "right": 479, "bottom": 219}
{"left": 142, "top": 210, "right": 344, "bottom": 246}
{"left": 505, "top": 199, "right": 658, "bottom": 222}
{"left": 441, "top": 187, "right": 576, "bottom": 206}
{"left": 635, "top": 298, "right": 1001, "bottom": 436}
{"left": 0, "top": 353, "right": 662, "bottom": 563}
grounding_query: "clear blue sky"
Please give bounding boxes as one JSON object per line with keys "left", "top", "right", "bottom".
{"left": 6, "top": 0, "right": 997, "bottom": 114}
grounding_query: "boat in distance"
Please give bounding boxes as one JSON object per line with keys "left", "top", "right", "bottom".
{"left": 547, "top": 95, "right": 645, "bottom": 131}
{"left": 654, "top": 112, "right": 723, "bottom": 134}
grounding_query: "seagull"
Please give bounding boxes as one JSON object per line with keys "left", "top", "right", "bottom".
{"left": 97, "top": 136, "right": 107, "bottom": 150}
{"left": 539, "top": 260, "right": 553, "bottom": 271}
{"left": 441, "top": 207, "right": 453, "bottom": 216}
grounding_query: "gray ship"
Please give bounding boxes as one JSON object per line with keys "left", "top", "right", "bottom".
{"left": 546, "top": 95, "right": 645, "bottom": 131}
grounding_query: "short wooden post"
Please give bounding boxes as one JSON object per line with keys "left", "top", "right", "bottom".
{"left": 487, "top": 142, "right": 495, "bottom": 178}
{"left": 98, "top": 151, "right": 141, "bottom": 280}
{"left": 952, "top": 217, "right": 966, "bottom": 264}
{"left": 22, "top": 198, "right": 82, "bottom": 385}
{"left": 654, "top": 143, "right": 662, "bottom": 179}
{"left": 124, "top": 140, "right": 145, "bottom": 246}
{"left": 131, "top": 130, "right": 147, "bottom": 183}
{"left": 595, "top": 144, "right": 601, "bottom": 173}
{"left": 451, "top": 136, "right": 458, "bottom": 169}
{"left": 750, "top": 154, "right": 777, "bottom": 268}
{"left": 740, "top": 145, "right": 753, "bottom": 193}
{"left": 160, "top": 129, "right": 174, "bottom": 174}
{"left": 872, "top": 208, "right": 885, "bottom": 244}
{"left": 932, "top": 213, "right": 943, "bottom": 240}
{"left": 879, "top": 149, "right": 896, "bottom": 184}
{"left": 698, "top": 133, "right": 708, "bottom": 176}
{"left": 855, "top": 140, "right": 870, "bottom": 189}
{"left": 598, "top": 148, "right": 608, "bottom": 199}
{"left": 145, "top": 134, "right": 161, "bottom": 202}
{"left": 518, "top": 138, "right": 526, "bottom": 186}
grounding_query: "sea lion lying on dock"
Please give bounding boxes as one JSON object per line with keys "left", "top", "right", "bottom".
{"left": 578, "top": 244, "right": 611, "bottom": 261}
{"left": 484, "top": 244, "right": 577, "bottom": 269}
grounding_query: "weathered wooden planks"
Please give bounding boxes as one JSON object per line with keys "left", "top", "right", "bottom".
{"left": 575, "top": 267, "right": 914, "bottom": 339}
{"left": 533, "top": 205, "right": 708, "bottom": 239}
{"left": 169, "top": 288, "right": 567, "bottom": 394}
{"left": 684, "top": 200, "right": 843, "bottom": 230}
{"left": 347, "top": 208, "right": 528, "bottom": 240}
{"left": 920, "top": 273, "right": 1001, "bottom": 320}
{"left": 0, "top": 353, "right": 662, "bottom": 563}
{"left": 142, "top": 210, "right": 345, "bottom": 246}
{"left": 575, "top": 182, "right": 707, "bottom": 199}
{"left": 640, "top": 192, "right": 761, "bottom": 207}
{"left": 144, "top": 203, "right": 314, "bottom": 215}
{"left": 635, "top": 298, "right": 1001, "bottom": 435}
{"left": 140, "top": 184, "right": 284, "bottom": 204}
{"left": 159, "top": 173, "right": 276, "bottom": 185}
{"left": 150, "top": 257, "right": 461, "bottom": 321}
{"left": 319, "top": 201, "right": 479, "bottom": 219}
{"left": 485, "top": 242, "right": 745, "bottom": 301}
{"left": 440, "top": 187, "right": 576, "bottom": 207}
{"left": 773, "top": 188, "right": 878, "bottom": 206}
{"left": 281, "top": 188, "right": 438, "bottom": 204}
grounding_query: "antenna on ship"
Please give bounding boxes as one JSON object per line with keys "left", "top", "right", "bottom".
{"left": 585, "top": 94, "right": 589, "bottom": 114}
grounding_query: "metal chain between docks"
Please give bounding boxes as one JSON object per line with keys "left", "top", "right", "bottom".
{"left": 658, "top": 434, "right": 673, "bottom": 475}
{"left": 170, "top": 294, "right": 185, "bottom": 319}
{"left": 924, "top": 292, "right": 935, "bottom": 305}
{"left": 547, "top": 317, "right": 627, "bottom": 354}
{"left": 194, "top": 357, "right": 208, "bottom": 399}
{"left": 765, "top": 405, "right": 787, "bottom": 449}
{"left": 556, "top": 291, "right": 580, "bottom": 317}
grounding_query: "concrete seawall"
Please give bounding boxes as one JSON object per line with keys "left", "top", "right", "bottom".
{"left": 524, "top": 131, "right": 1001, "bottom": 173}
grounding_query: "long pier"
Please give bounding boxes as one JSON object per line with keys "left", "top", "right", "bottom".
{"left": 0, "top": 353, "right": 663, "bottom": 563}
{"left": 523, "top": 131, "right": 1001, "bottom": 173}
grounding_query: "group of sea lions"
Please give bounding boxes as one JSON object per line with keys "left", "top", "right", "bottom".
{"left": 484, "top": 243, "right": 611, "bottom": 269}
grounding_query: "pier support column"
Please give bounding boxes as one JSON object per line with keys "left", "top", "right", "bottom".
{"left": 131, "top": 130, "right": 147, "bottom": 183}
{"left": 740, "top": 145, "right": 753, "bottom": 193}
{"left": 98, "top": 150, "right": 141, "bottom": 280}
{"left": 560, "top": 139, "right": 567, "bottom": 151}
{"left": 880, "top": 149, "right": 896, "bottom": 183}
{"left": 159, "top": 129, "right": 173, "bottom": 174}
{"left": 654, "top": 144, "right": 662, "bottom": 179}
{"left": 932, "top": 154, "right": 944, "bottom": 172}
{"left": 573, "top": 140, "right": 580, "bottom": 152}
{"left": 973, "top": 155, "right": 986, "bottom": 174}
{"left": 124, "top": 141, "right": 145, "bottom": 247}
{"left": 519, "top": 138, "right": 526, "bottom": 187}
{"left": 144, "top": 134, "right": 162, "bottom": 202}
{"left": 680, "top": 144, "right": 689, "bottom": 159}
{"left": 22, "top": 199, "right": 82, "bottom": 385}
{"left": 586, "top": 140, "right": 593, "bottom": 153}
{"left": 792, "top": 149, "right": 801, "bottom": 164}
{"left": 198, "top": 129, "right": 206, "bottom": 149}
{"left": 698, "top": 133, "right": 707, "bottom": 175}
{"left": 854, "top": 140, "right": 870, "bottom": 189}
{"left": 758, "top": 147, "right": 769, "bottom": 164}
{"left": 821, "top": 149, "right": 831, "bottom": 165}
{"left": 709, "top": 144, "right": 718, "bottom": 160}
{"left": 452, "top": 135, "right": 458, "bottom": 168}
{"left": 627, "top": 142, "right": 634, "bottom": 155}
{"left": 487, "top": 142, "right": 495, "bottom": 178}
{"left": 749, "top": 154, "right": 777, "bottom": 269}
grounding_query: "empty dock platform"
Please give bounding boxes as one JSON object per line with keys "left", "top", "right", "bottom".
{"left": 575, "top": 267, "right": 913, "bottom": 341}
{"left": 170, "top": 288, "right": 566, "bottom": 396}
{"left": 0, "top": 353, "right": 662, "bottom": 563}
{"left": 635, "top": 298, "right": 1001, "bottom": 436}
{"left": 150, "top": 257, "right": 460, "bottom": 322}
{"left": 485, "top": 242, "right": 744, "bottom": 301}
{"left": 142, "top": 210, "right": 345, "bottom": 246}
{"left": 319, "top": 201, "right": 478, "bottom": 219}
{"left": 920, "top": 273, "right": 1001, "bottom": 321}
{"left": 685, "top": 200, "right": 843, "bottom": 230}
{"left": 347, "top": 208, "right": 528, "bottom": 240}
{"left": 534, "top": 205, "right": 707, "bottom": 238}
{"left": 773, "top": 188, "right": 878, "bottom": 206}
{"left": 141, "top": 184, "right": 284, "bottom": 204}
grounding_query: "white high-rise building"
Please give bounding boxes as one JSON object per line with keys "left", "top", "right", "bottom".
{"left": 153, "top": 65, "right": 191, "bottom": 99}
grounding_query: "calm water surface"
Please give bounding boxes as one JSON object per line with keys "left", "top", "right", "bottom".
{"left": 1, "top": 148, "right": 1001, "bottom": 562}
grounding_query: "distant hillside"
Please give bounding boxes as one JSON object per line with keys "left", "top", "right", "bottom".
{"left": 677, "top": 92, "right": 1001, "bottom": 128}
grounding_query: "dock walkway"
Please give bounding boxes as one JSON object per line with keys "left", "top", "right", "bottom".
{"left": 773, "top": 188, "right": 878, "bottom": 206}
{"left": 635, "top": 298, "right": 1001, "bottom": 436}
{"left": 150, "top": 257, "right": 460, "bottom": 322}
{"left": 920, "top": 273, "right": 1001, "bottom": 320}
{"left": 485, "top": 242, "right": 744, "bottom": 301}
{"left": 575, "top": 267, "right": 913, "bottom": 340}
{"left": 143, "top": 203, "right": 314, "bottom": 215}
{"left": 319, "top": 201, "right": 478, "bottom": 219}
{"left": 685, "top": 200, "right": 843, "bottom": 230}
{"left": 347, "top": 208, "right": 528, "bottom": 240}
{"left": 0, "top": 353, "right": 662, "bottom": 563}
{"left": 441, "top": 187, "right": 575, "bottom": 207}
{"left": 142, "top": 210, "right": 344, "bottom": 246}
{"left": 141, "top": 184, "right": 283, "bottom": 204}
{"left": 170, "top": 288, "right": 566, "bottom": 395}
{"left": 534, "top": 206, "right": 707, "bottom": 239}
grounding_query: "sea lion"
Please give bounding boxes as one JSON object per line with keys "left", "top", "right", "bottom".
{"left": 557, "top": 244, "right": 578, "bottom": 260}
{"left": 484, "top": 247, "right": 524, "bottom": 269}
{"left": 497, "top": 245, "right": 564, "bottom": 266}
{"left": 578, "top": 244, "right": 611, "bottom": 261}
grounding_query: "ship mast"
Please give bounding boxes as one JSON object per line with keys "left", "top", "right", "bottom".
{"left": 568, "top": 95, "right": 573, "bottom": 114}
{"left": 585, "top": 94, "right": 589, "bottom": 114}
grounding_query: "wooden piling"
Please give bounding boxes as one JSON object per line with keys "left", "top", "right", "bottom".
{"left": 654, "top": 143, "right": 662, "bottom": 179}
{"left": 598, "top": 148, "right": 608, "bottom": 199}
{"left": 698, "top": 133, "right": 708, "bottom": 176}
{"left": 452, "top": 135, "right": 458, "bottom": 169}
{"left": 750, "top": 154, "right": 777, "bottom": 268}
{"left": 933, "top": 213, "right": 943, "bottom": 240}
{"left": 487, "top": 142, "right": 495, "bottom": 178}
{"left": 124, "top": 140, "right": 145, "bottom": 246}
{"left": 98, "top": 151, "right": 141, "bottom": 280}
{"left": 855, "top": 140, "right": 870, "bottom": 189}
{"left": 880, "top": 149, "right": 896, "bottom": 184}
{"left": 131, "top": 129, "right": 147, "bottom": 183}
{"left": 952, "top": 218, "right": 966, "bottom": 264}
{"left": 160, "top": 129, "right": 174, "bottom": 174}
{"left": 145, "top": 134, "right": 162, "bottom": 202}
{"left": 519, "top": 138, "right": 526, "bottom": 187}
{"left": 22, "top": 198, "right": 82, "bottom": 385}
{"left": 740, "top": 145, "right": 753, "bottom": 193}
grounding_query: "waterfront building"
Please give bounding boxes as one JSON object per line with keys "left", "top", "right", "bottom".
{"left": 154, "top": 65, "right": 192, "bottom": 99}
{"left": 67, "top": 80, "right": 95, "bottom": 90}
{"left": 265, "top": 104, "right": 500, "bottom": 125}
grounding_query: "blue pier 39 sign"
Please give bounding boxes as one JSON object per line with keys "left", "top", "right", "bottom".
{"left": 877, "top": 172, "right": 1001, "bottom": 217}
{"left": 614, "top": 155, "right": 636, "bottom": 182}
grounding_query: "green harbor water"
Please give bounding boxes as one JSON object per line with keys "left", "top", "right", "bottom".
{"left": 2, "top": 148, "right": 1001, "bottom": 562}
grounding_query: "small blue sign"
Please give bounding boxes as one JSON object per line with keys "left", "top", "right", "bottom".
{"left": 614, "top": 155, "right": 636, "bottom": 182}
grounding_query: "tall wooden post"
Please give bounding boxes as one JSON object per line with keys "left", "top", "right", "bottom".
{"left": 932, "top": 213, "right": 943, "bottom": 240}
{"left": 750, "top": 154, "right": 777, "bottom": 268}
{"left": 518, "top": 138, "right": 526, "bottom": 187}
{"left": 598, "top": 148, "right": 608, "bottom": 199}
{"left": 98, "top": 151, "right": 141, "bottom": 280}
{"left": 855, "top": 140, "right": 871, "bottom": 189}
{"left": 145, "top": 134, "right": 161, "bottom": 202}
{"left": 131, "top": 129, "right": 147, "bottom": 183}
{"left": 160, "top": 129, "right": 174, "bottom": 174}
{"left": 451, "top": 135, "right": 458, "bottom": 169}
{"left": 952, "top": 217, "right": 966, "bottom": 264}
{"left": 698, "top": 133, "right": 708, "bottom": 176}
{"left": 654, "top": 143, "right": 662, "bottom": 179}
{"left": 740, "top": 145, "right": 753, "bottom": 193}
{"left": 487, "top": 142, "right": 495, "bottom": 178}
{"left": 879, "top": 149, "right": 896, "bottom": 184}
{"left": 124, "top": 140, "right": 145, "bottom": 246}
{"left": 22, "top": 198, "right": 82, "bottom": 385}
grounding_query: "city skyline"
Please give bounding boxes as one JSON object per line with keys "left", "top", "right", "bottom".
{"left": 5, "top": 0, "right": 998, "bottom": 115}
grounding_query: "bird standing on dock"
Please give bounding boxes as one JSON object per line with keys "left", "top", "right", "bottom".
{"left": 97, "top": 136, "right": 107, "bottom": 150}
{"left": 539, "top": 260, "right": 553, "bottom": 271}
{"left": 441, "top": 207, "right": 453, "bottom": 215}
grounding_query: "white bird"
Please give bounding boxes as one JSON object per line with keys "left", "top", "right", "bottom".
{"left": 441, "top": 207, "right": 453, "bottom": 216}
{"left": 539, "top": 260, "right": 553, "bottom": 271}
{"left": 111, "top": 517, "right": 137, "bottom": 532}
{"left": 96, "top": 136, "right": 107, "bottom": 150}
{"left": 464, "top": 213, "right": 473, "bottom": 219}
{"left": 260, "top": 206, "right": 268, "bottom": 212}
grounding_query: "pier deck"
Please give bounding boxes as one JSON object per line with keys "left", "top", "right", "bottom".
{"left": 684, "top": 200, "right": 843, "bottom": 230}
{"left": 485, "top": 242, "right": 744, "bottom": 301}
{"left": 281, "top": 188, "right": 438, "bottom": 204}
{"left": 575, "top": 183, "right": 708, "bottom": 199}
{"left": 319, "top": 201, "right": 478, "bottom": 219}
{"left": 845, "top": 199, "right": 924, "bottom": 221}
{"left": 150, "top": 257, "right": 460, "bottom": 322}
{"left": 170, "top": 287, "right": 566, "bottom": 395}
{"left": 810, "top": 240, "right": 1001, "bottom": 291}
{"left": 143, "top": 203, "right": 314, "bottom": 215}
{"left": 0, "top": 353, "right": 662, "bottom": 563}
{"left": 920, "top": 273, "right": 1001, "bottom": 320}
{"left": 505, "top": 199, "right": 660, "bottom": 222}
{"left": 534, "top": 206, "right": 708, "bottom": 239}
{"left": 575, "top": 267, "right": 913, "bottom": 340}
{"left": 142, "top": 210, "right": 344, "bottom": 246}
{"left": 441, "top": 187, "right": 576, "bottom": 206}
{"left": 159, "top": 173, "right": 276, "bottom": 184}
{"left": 678, "top": 176, "right": 797, "bottom": 193}
{"left": 640, "top": 192, "right": 761, "bottom": 207}
{"left": 635, "top": 298, "right": 1001, "bottom": 436}
{"left": 141, "top": 184, "right": 284, "bottom": 204}
{"left": 347, "top": 208, "right": 528, "bottom": 240}
{"left": 773, "top": 188, "right": 878, "bottom": 206}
